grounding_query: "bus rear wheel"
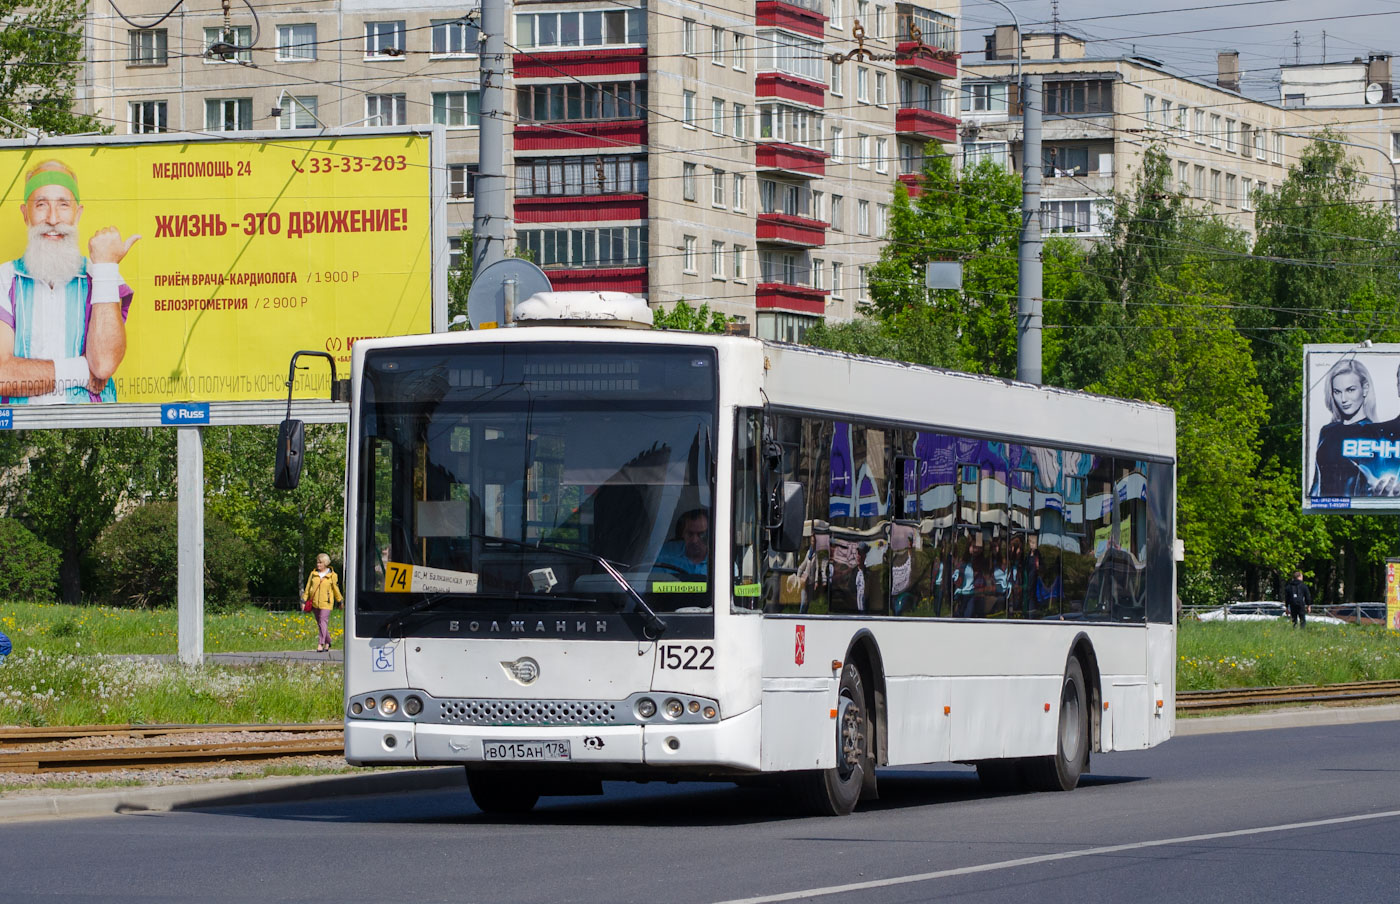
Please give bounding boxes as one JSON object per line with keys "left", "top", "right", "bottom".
{"left": 790, "top": 662, "right": 870, "bottom": 816}
{"left": 1025, "top": 657, "right": 1090, "bottom": 792}
{"left": 466, "top": 769, "right": 540, "bottom": 814}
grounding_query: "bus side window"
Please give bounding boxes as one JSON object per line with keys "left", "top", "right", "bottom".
{"left": 733, "top": 410, "right": 764, "bottom": 611}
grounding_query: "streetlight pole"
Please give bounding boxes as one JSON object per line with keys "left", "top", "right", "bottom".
{"left": 977, "top": 0, "right": 1041, "bottom": 383}
{"left": 1280, "top": 132, "right": 1400, "bottom": 233}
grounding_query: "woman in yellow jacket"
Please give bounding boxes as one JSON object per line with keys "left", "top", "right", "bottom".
{"left": 302, "top": 553, "right": 344, "bottom": 652}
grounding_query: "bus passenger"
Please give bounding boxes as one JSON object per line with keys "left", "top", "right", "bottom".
{"left": 656, "top": 508, "right": 710, "bottom": 577}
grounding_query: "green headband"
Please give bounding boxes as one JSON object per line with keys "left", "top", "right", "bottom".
{"left": 23, "top": 171, "right": 79, "bottom": 204}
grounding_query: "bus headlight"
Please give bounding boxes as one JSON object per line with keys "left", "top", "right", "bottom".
{"left": 664, "top": 698, "right": 685, "bottom": 719}
{"left": 380, "top": 696, "right": 399, "bottom": 715}
{"left": 636, "top": 698, "right": 657, "bottom": 719}
{"left": 404, "top": 695, "right": 423, "bottom": 716}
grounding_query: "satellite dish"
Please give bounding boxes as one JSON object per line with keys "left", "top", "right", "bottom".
{"left": 466, "top": 258, "right": 553, "bottom": 329}
{"left": 1366, "top": 82, "right": 1384, "bottom": 105}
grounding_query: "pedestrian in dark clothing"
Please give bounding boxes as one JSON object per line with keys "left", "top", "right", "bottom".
{"left": 1284, "top": 571, "right": 1312, "bottom": 627}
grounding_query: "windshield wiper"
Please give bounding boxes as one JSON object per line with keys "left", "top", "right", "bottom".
{"left": 473, "top": 533, "right": 669, "bottom": 640}
{"left": 381, "top": 592, "right": 455, "bottom": 638}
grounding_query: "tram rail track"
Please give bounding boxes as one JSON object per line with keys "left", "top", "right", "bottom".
{"left": 3, "top": 683, "right": 1400, "bottom": 772}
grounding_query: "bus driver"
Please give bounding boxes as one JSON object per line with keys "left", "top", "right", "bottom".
{"left": 655, "top": 508, "right": 710, "bottom": 577}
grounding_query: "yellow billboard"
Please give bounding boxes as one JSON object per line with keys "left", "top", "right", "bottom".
{"left": 0, "top": 131, "right": 436, "bottom": 406}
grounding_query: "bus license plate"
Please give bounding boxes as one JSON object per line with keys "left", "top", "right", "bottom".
{"left": 482, "top": 740, "right": 571, "bottom": 761}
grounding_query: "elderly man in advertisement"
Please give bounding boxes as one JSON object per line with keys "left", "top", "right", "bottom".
{"left": 0, "top": 160, "right": 137, "bottom": 404}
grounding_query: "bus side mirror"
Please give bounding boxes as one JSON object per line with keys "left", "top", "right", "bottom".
{"left": 274, "top": 418, "right": 305, "bottom": 490}
{"left": 769, "top": 481, "right": 806, "bottom": 553}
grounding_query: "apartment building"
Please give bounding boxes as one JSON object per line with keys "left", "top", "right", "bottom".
{"left": 963, "top": 30, "right": 1297, "bottom": 236}
{"left": 82, "top": 0, "right": 962, "bottom": 341}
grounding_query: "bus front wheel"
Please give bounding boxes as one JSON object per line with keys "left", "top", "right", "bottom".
{"left": 1025, "top": 657, "right": 1090, "bottom": 792}
{"left": 790, "top": 662, "right": 870, "bottom": 816}
{"left": 466, "top": 769, "right": 540, "bottom": 814}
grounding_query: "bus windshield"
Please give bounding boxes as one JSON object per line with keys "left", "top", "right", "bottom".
{"left": 355, "top": 342, "right": 717, "bottom": 636}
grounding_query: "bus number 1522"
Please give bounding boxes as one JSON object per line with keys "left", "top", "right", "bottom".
{"left": 659, "top": 644, "right": 714, "bottom": 670}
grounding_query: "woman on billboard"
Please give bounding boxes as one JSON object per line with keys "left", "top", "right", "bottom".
{"left": 1309, "top": 358, "right": 1376, "bottom": 498}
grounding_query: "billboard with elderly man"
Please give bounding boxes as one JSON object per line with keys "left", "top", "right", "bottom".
{"left": 0, "top": 129, "right": 441, "bottom": 411}
{"left": 1303, "top": 344, "right": 1400, "bottom": 513}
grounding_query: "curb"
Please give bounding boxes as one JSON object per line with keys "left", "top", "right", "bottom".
{"left": 0, "top": 766, "right": 464, "bottom": 824}
{"left": 1175, "top": 701, "right": 1400, "bottom": 736}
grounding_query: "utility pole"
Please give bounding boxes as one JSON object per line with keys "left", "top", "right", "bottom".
{"left": 473, "top": 0, "right": 508, "bottom": 276}
{"left": 1017, "top": 74, "right": 1043, "bottom": 384}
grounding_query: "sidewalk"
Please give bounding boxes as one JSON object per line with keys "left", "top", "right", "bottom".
{"left": 3, "top": 702, "right": 1397, "bottom": 824}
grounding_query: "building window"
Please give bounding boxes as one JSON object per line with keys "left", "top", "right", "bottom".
{"left": 875, "top": 72, "right": 887, "bottom": 106}
{"left": 960, "top": 82, "right": 1008, "bottom": 113}
{"left": 733, "top": 103, "right": 746, "bottom": 140}
{"left": 365, "top": 21, "right": 406, "bottom": 58}
{"left": 830, "top": 125, "right": 844, "bottom": 162}
{"left": 1043, "top": 80, "right": 1112, "bottom": 115}
{"left": 1193, "top": 165, "right": 1205, "bottom": 197}
{"left": 733, "top": 244, "right": 746, "bottom": 280}
{"left": 1255, "top": 129, "right": 1267, "bottom": 160}
{"left": 129, "top": 29, "right": 167, "bottom": 66}
{"left": 448, "top": 163, "right": 479, "bottom": 199}
{"left": 831, "top": 261, "right": 843, "bottom": 300}
{"left": 875, "top": 137, "right": 888, "bottom": 173}
{"left": 712, "top": 97, "right": 725, "bottom": 134}
{"left": 205, "top": 98, "right": 252, "bottom": 131}
{"left": 712, "top": 26, "right": 724, "bottom": 63}
{"left": 857, "top": 133, "right": 870, "bottom": 168}
{"left": 1143, "top": 94, "right": 1154, "bottom": 126}
{"left": 683, "top": 162, "right": 696, "bottom": 201}
{"left": 1177, "top": 160, "right": 1189, "bottom": 190}
{"left": 129, "top": 100, "right": 167, "bottom": 133}
{"left": 831, "top": 0, "right": 844, "bottom": 29}
{"left": 366, "top": 94, "right": 407, "bottom": 126}
{"left": 515, "top": 155, "right": 648, "bottom": 196}
{"left": 203, "top": 25, "right": 251, "bottom": 62}
{"left": 1193, "top": 109, "right": 1206, "bottom": 144}
{"left": 759, "top": 179, "right": 814, "bottom": 218}
{"left": 732, "top": 33, "right": 746, "bottom": 70}
{"left": 963, "top": 141, "right": 1008, "bottom": 169}
{"left": 449, "top": 235, "right": 466, "bottom": 270}
{"left": 758, "top": 102, "right": 823, "bottom": 148}
{"left": 1272, "top": 132, "right": 1283, "bottom": 164}
{"left": 1242, "top": 177, "right": 1254, "bottom": 211}
{"left": 517, "top": 82, "right": 647, "bottom": 123}
{"left": 1225, "top": 173, "right": 1238, "bottom": 208}
{"left": 1225, "top": 119, "right": 1236, "bottom": 152}
{"left": 683, "top": 90, "right": 696, "bottom": 127}
{"left": 812, "top": 258, "right": 825, "bottom": 289}
{"left": 857, "top": 66, "right": 869, "bottom": 102}
{"left": 831, "top": 61, "right": 844, "bottom": 96}
{"left": 276, "top": 23, "right": 316, "bottom": 61}
{"left": 683, "top": 18, "right": 695, "bottom": 55}
{"left": 857, "top": 199, "right": 870, "bottom": 234}
{"left": 518, "top": 226, "right": 649, "bottom": 268}
{"left": 432, "top": 18, "right": 479, "bottom": 55}
{"left": 683, "top": 235, "right": 697, "bottom": 273}
{"left": 279, "top": 95, "right": 319, "bottom": 129}
{"left": 1209, "top": 114, "right": 1221, "bottom": 147}
{"left": 830, "top": 194, "right": 844, "bottom": 231}
{"left": 857, "top": 265, "right": 869, "bottom": 304}
{"left": 757, "top": 29, "right": 824, "bottom": 82}
{"left": 1161, "top": 99, "right": 1173, "bottom": 132}
{"left": 812, "top": 190, "right": 825, "bottom": 222}
{"left": 712, "top": 241, "right": 726, "bottom": 278}
{"left": 433, "top": 91, "right": 481, "bottom": 128}
{"left": 713, "top": 168, "right": 726, "bottom": 207}
{"left": 1041, "top": 198, "right": 1108, "bottom": 235}
{"left": 1210, "top": 169, "right": 1222, "bottom": 201}
{"left": 734, "top": 174, "right": 747, "bottom": 210}
{"left": 515, "top": 9, "right": 645, "bottom": 49}
{"left": 876, "top": 203, "right": 888, "bottom": 235}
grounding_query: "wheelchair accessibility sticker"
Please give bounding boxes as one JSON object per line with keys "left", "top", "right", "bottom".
{"left": 372, "top": 645, "right": 396, "bottom": 673}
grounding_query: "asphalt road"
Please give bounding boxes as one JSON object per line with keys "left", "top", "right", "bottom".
{"left": 3, "top": 717, "right": 1398, "bottom": 903}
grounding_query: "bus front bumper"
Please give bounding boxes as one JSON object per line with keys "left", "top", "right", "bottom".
{"left": 346, "top": 705, "right": 760, "bottom": 771}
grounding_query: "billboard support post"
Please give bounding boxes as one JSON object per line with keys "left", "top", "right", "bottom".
{"left": 178, "top": 426, "right": 205, "bottom": 666}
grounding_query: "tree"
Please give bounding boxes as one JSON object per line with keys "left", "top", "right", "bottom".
{"left": 651, "top": 300, "right": 730, "bottom": 332}
{"left": 447, "top": 229, "right": 474, "bottom": 326}
{"left": 0, "top": 0, "right": 104, "bottom": 136}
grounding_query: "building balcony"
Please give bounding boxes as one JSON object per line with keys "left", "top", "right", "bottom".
{"left": 756, "top": 212, "right": 827, "bottom": 248}
{"left": 512, "top": 47, "right": 647, "bottom": 79}
{"left": 542, "top": 266, "right": 648, "bottom": 294}
{"left": 755, "top": 72, "right": 825, "bottom": 108}
{"left": 756, "top": 282, "right": 828, "bottom": 315}
{"left": 897, "top": 173, "right": 924, "bottom": 198}
{"left": 895, "top": 107, "right": 958, "bottom": 143}
{"left": 755, "top": 0, "right": 826, "bottom": 39}
{"left": 515, "top": 194, "right": 647, "bottom": 224}
{"left": 894, "top": 43, "right": 958, "bottom": 79}
{"left": 513, "top": 119, "right": 647, "bottom": 151}
{"left": 755, "top": 142, "right": 828, "bottom": 179}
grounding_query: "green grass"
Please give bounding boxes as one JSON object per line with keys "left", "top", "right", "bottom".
{"left": 2, "top": 602, "right": 1398, "bottom": 727}
{"left": 1177, "top": 618, "right": 1400, "bottom": 690}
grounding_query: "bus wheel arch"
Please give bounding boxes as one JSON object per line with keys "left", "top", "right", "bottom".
{"left": 845, "top": 630, "right": 887, "bottom": 770}
{"left": 1025, "top": 636, "right": 1097, "bottom": 792}
{"left": 1067, "top": 634, "right": 1103, "bottom": 755}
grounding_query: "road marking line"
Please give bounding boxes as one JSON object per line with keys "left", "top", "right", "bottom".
{"left": 711, "top": 809, "right": 1400, "bottom": 904}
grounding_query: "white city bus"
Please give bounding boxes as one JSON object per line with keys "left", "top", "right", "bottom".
{"left": 337, "top": 317, "right": 1176, "bottom": 816}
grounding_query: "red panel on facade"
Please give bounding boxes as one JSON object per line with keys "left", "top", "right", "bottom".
{"left": 514, "top": 120, "right": 647, "bottom": 151}
{"left": 513, "top": 48, "right": 647, "bottom": 79}
{"left": 755, "top": 142, "right": 828, "bottom": 179}
{"left": 897, "top": 173, "right": 924, "bottom": 198}
{"left": 755, "top": 1, "right": 827, "bottom": 39}
{"left": 543, "top": 267, "right": 648, "bottom": 294}
{"left": 756, "top": 213, "right": 827, "bottom": 247}
{"left": 756, "top": 282, "right": 828, "bottom": 314}
{"left": 514, "top": 195, "right": 647, "bottom": 223}
{"left": 894, "top": 44, "right": 958, "bottom": 79}
{"left": 755, "top": 73, "right": 826, "bottom": 108}
{"left": 895, "top": 107, "right": 958, "bottom": 143}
